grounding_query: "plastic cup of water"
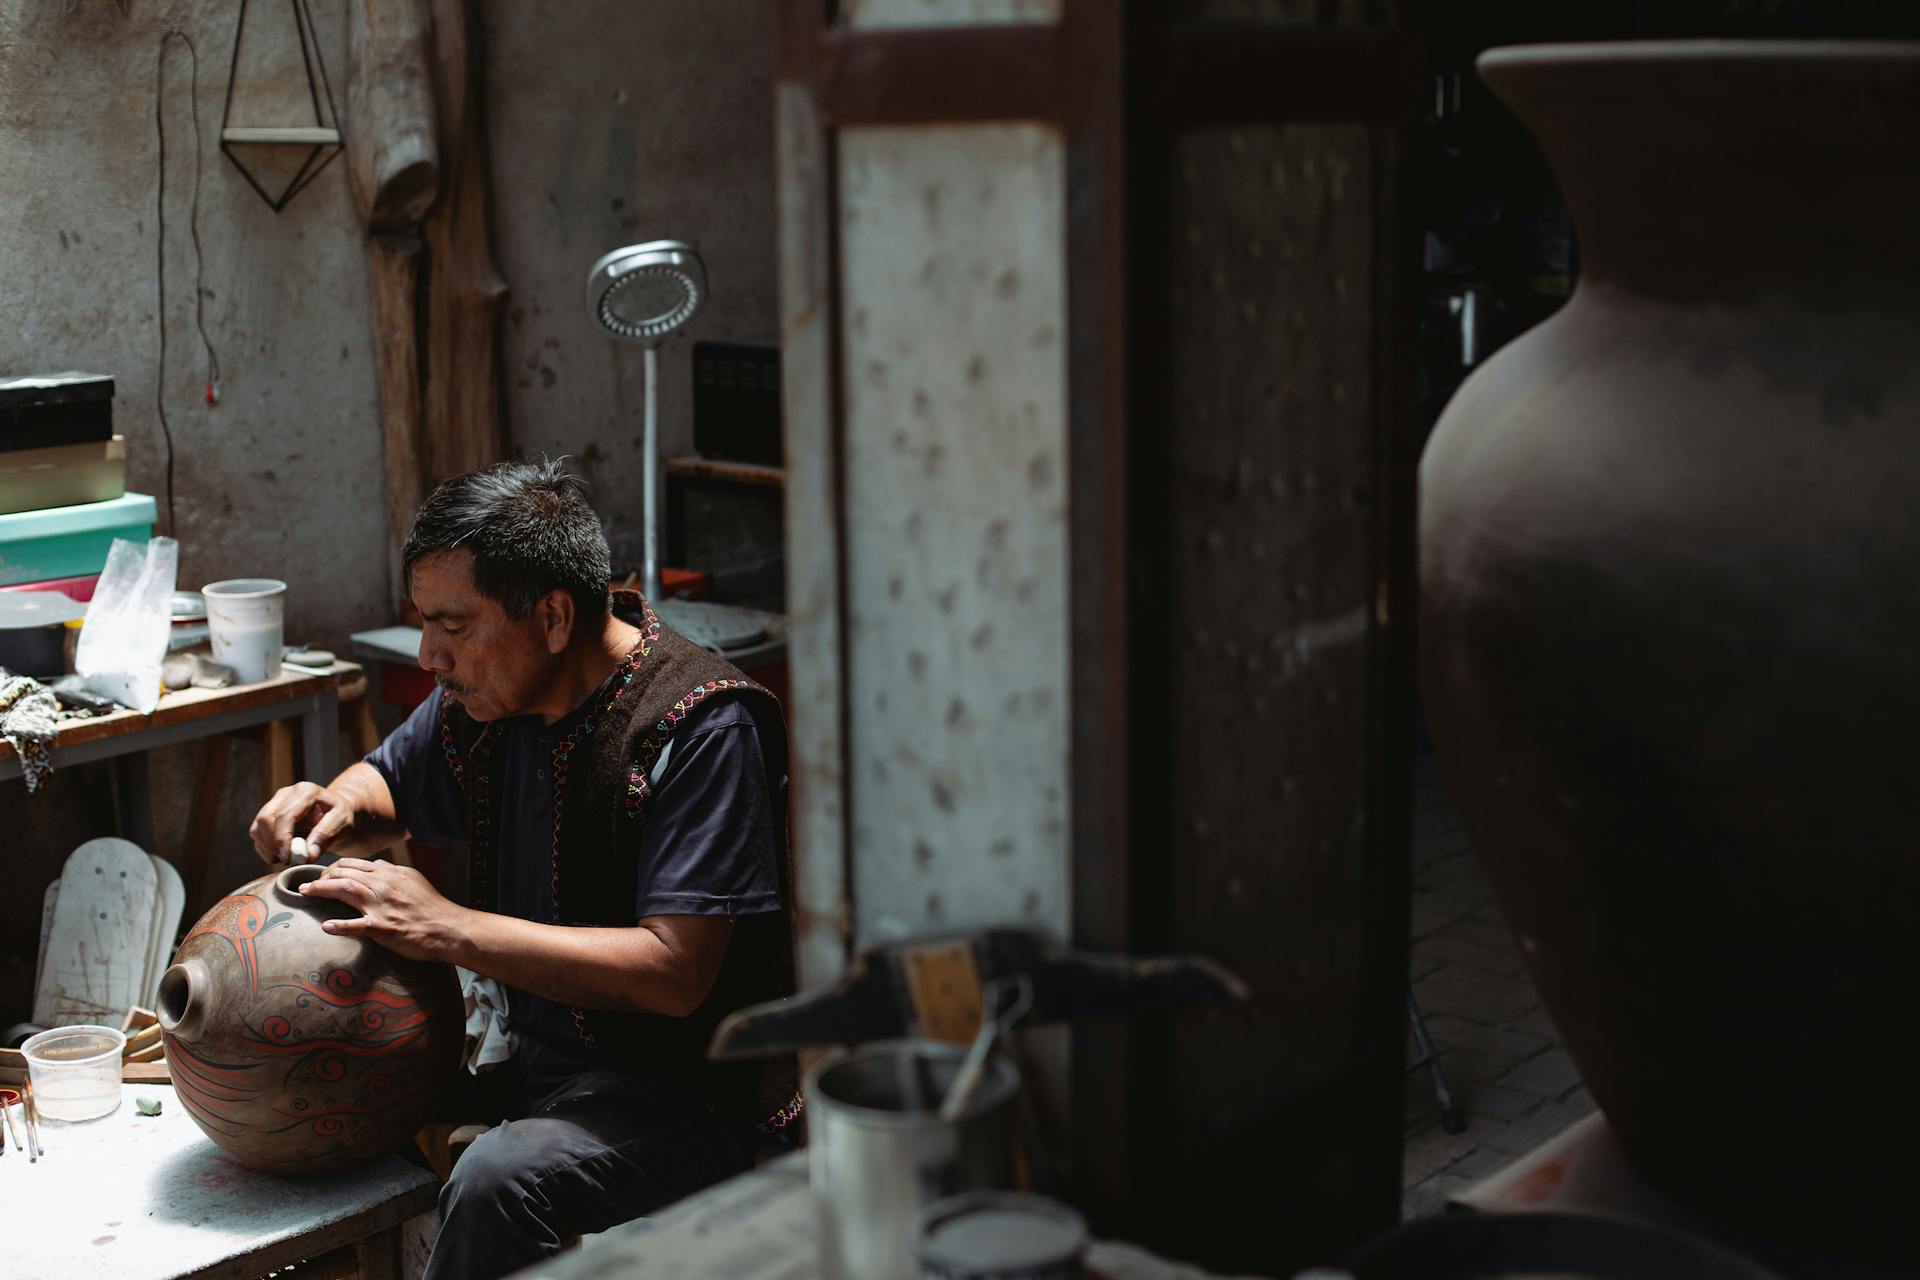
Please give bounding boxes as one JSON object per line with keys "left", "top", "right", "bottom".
{"left": 21, "top": 1024, "right": 125, "bottom": 1122}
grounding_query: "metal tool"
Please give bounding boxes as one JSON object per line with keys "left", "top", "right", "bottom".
{"left": 710, "top": 927, "right": 1248, "bottom": 1060}
{"left": 585, "top": 239, "right": 768, "bottom": 655}
{"left": 940, "top": 974, "right": 1033, "bottom": 1124}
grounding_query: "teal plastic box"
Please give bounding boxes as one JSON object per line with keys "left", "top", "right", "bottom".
{"left": 0, "top": 492, "right": 155, "bottom": 586}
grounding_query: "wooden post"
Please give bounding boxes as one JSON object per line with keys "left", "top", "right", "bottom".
{"left": 348, "top": 0, "right": 439, "bottom": 615}
{"left": 422, "top": 0, "right": 508, "bottom": 483}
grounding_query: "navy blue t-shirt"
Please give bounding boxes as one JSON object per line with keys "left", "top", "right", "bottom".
{"left": 364, "top": 680, "right": 782, "bottom": 1060}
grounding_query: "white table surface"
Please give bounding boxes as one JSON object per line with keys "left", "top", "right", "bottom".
{"left": 1, "top": 1083, "right": 437, "bottom": 1280}
{"left": 524, "top": 1151, "right": 1258, "bottom": 1280}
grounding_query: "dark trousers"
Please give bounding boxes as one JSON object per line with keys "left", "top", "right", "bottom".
{"left": 422, "top": 1047, "right": 750, "bottom": 1280}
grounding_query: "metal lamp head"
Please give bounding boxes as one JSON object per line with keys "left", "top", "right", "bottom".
{"left": 587, "top": 240, "right": 706, "bottom": 345}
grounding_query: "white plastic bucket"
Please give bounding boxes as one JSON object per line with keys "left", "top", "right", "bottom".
{"left": 201, "top": 578, "right": 287, "bottom": 683}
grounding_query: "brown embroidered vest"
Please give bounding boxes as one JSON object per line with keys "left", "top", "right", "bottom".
{"left": 437, "top": 592, "right": 795, "bottom": 1125}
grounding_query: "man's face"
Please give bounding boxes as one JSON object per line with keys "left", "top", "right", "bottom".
{"left": 411, "top": 550, "right": 560, "bottom": 722}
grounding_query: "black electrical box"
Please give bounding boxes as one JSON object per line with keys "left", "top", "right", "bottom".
{"left": 0, "top": 372, "right": 114, "bottom": 453}
{"left": 691, "top": 341, "right": 781, "bottom": 467}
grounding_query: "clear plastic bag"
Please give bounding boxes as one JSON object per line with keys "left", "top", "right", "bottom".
{"left": 76, "top": 536, "right": 179, "bottom": 713}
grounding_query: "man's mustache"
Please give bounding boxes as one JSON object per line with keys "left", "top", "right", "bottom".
{"left": 437, "top": 678, "right": 476, "bottom": 696}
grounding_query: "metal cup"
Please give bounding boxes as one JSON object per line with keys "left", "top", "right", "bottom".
{"left": 807, "top": 1039, "right": 1021, "bottom": 1280}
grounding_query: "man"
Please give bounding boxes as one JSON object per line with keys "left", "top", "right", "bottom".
{"left": 250, "top": 460, "right": 792, "bottom": 1280}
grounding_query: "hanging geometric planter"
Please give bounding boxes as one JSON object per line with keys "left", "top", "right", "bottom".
{"left": 219, "top": 0, "right": 344, "bottom": 212}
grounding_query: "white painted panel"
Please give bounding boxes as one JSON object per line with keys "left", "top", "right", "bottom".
{"left": 837, "top": 123, "right": 1071, "bottom": 943}
{"left": 845, "top": 0, "right": 1061, "bottom": 29}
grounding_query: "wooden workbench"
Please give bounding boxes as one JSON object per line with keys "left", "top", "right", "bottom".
{"left": 0, "top": 663, "right": 344, "bottom": 785}
{"left": 0, "top": 1084, "right": 436, "bottom": 1280}
{"left": 0, "top": 663, "right": 347, "bottom": 907}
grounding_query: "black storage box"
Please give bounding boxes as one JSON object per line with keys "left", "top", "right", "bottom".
{"left": 0, "top": 372, "right": 114, "bottom": 453}
{"left": 691, "top": 342, "right": 781, "bottom": 467}
{"left": 0, "top": 591, "right": 85, "bottom": 678}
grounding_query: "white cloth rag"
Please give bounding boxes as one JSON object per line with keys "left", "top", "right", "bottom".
{"left": 458, "top": 964, "right": 518, "bottom": 1073}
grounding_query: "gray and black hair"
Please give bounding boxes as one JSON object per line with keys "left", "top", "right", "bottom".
{"left": 402, "top": 458, "right": 612, "bottom": 620}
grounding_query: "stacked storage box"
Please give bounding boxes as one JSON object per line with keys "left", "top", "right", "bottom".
{"left": 0, "top": 373, "right": 153, "bottom": 594}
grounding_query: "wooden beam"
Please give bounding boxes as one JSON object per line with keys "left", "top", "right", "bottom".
{"left": 1163, "top": 26, "right": 1418, "bottom": 126}
{"left": 347, "top": 0, "right": 439, "bottom": 231}
{"left": 422, "top": 0, "right": 508, "bottom": 484}
{"left": 349, "top": 0, "right": 439, "bottom": 611}
{"left": 814, "top": 24, "right": 1073, "bottom": 126}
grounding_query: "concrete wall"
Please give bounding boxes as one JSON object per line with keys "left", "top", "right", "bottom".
{"left": 0, "top": 0, "right": 387, "bottom": 643}
{"left": 0, "top": 0, "right": 777, "bottom": 1012}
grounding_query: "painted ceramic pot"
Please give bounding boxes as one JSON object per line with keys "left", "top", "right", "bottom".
{"left": 1421, "top": 43, "right": 1920, "bottom": 1256}
{"left": 157, "top": 863, "right": 463, "bottom": 1175}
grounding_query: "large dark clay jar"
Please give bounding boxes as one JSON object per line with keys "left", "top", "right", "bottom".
{"left": 158, "top": 863, "right": 463, "bottom": 1174}
{"left": 1421, "top": 43, "right": 1920, "bottom": 1257}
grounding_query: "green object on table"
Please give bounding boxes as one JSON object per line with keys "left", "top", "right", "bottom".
{"left": 135, "top": 1094, "right": 163, "bottom": 1116}
{"left": 0, "top": 492, "right": 156, "bottom": 585}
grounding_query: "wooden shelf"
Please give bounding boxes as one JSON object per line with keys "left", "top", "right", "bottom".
{"left": 664, "top": 455, "right": 785, "bottom": 490}
{"left": 222, "top": 127, "right": 341, "bottom": 145}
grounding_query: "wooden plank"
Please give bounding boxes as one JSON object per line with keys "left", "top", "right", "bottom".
{"left": 899, "top": 940, "right": 984, "bottom": 1042}
{"left": 0, "top": 664, "right": 352, "bottom": 761}
{"left": 1163, "top": 26, "right": 1417, "bottom": 126}
{"left": 122, "top": 1023, "right": 164, "bottom": 1059}
{"left": 1062, "top": 0, "right": 1136, "bottom": 1233}
{"left": 263, "top": 719, "right": 296, "bottom": 798}
{"left": 353, "top": 1226, "right": 401, "bottom": 1280}
{"left": 366, "top": 235, "right": 430, "bottom": 615}
{"left": 420, "top": 0, "right": 507, "bottom": 485}
{"left": 817, "top": 24, "right": 1073, "bottom": 126}
{"left": 0, "top": 1060, "right": 167, "bottom": 1085}
{"left": 775, "top": 71, "right": 856, "bottom": 989}
{"left": 221, "top": 126, "right": 342, "bottom": 145}
{"left": 347, "top": 0, "right": 439, "bottom": 231}
{"left": 1140, "top": 117, "right": 1406, "bottom": 1266}
{"left": 664, "top": 454, "right": 787, "bottom": 490}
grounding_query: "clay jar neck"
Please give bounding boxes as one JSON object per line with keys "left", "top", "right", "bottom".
{"left": 157, "top": 957, "right": 214, "bottom": 1042}
{"left": 1481, "top": 41, "right": 1920, "bottom": 307}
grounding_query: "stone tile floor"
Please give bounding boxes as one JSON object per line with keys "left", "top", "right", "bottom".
{"left": 1401, "top": 732, "right": 1594, "bottom": 1220}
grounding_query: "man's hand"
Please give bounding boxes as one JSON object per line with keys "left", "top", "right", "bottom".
{"left": 248, "top": 763, "right": 408, "bottom": 866}
{"left": 250, "top": 782, "right": 357, "bottom": 866}
{"left": 300, "top": 858, "right": 473, "bottom": 963}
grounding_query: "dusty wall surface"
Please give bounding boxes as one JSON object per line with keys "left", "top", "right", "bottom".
{"left": 0, "top": 1, "right": 778, "bottom": 1010}
{"left": 482, "top": 0, "right": 778, "bottom": 567}
{"left": 0, "top": 0, "right": 386, "bottom": 641}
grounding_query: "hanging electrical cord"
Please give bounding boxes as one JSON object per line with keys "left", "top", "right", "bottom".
{"left": 155, "top": 26, "right": 222, "bottom": 537}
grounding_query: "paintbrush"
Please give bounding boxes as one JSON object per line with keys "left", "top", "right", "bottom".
{"left": 22, "top": 1077, "right": 41, "bottom": 1160}
{"left": 0, "top": 1088, "right": 19, "bottom": 1154}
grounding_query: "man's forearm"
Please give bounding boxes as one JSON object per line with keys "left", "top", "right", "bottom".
{"left": 322, "top": 762, "right": 410, "bottom": 856}
{"left": 441, "top": 912, "right": 727, "bottom": 1018}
